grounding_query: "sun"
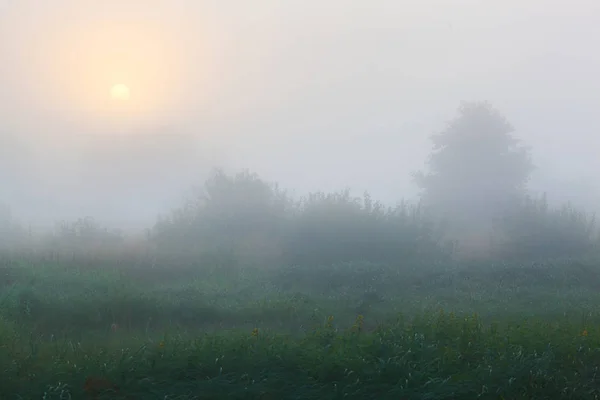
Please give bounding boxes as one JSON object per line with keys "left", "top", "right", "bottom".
{"left": 110, "top": 84, "right": 131, "bottom": 101}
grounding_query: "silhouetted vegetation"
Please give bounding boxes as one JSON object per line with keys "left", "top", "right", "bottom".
{"left": 0, "top": 203, "right": 27, "bottom": 249}
{"left": 493, "top": 193, "right": 599, "bottom": 260}
{"left": 150, "top": 169, "right": 453, "bottom": 267}
{"left": 4, "top": 103, "right": 598, "bottom": 264}
{"left": 414, "top": 101, "right": 535, "bottom": 256}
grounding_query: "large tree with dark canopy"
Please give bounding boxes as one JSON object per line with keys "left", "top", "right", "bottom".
{"left": 413, "top": 102, "right": 534, "bottom": 243}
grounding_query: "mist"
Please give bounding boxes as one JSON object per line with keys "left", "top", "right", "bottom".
{"left": 5, "top": 2, "right": 600, "bottom": 397}
{"left": 2, "top": 0, "right": 600, "bottom": 230}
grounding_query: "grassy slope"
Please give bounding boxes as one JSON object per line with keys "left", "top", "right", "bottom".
{"left": 2, "top": 257, "right": 600, "bottom": 399}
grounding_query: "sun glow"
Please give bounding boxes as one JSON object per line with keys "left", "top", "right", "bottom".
{"left": 3, "top": 1, "right": 221, "bottom": 132}
{"left": 33, "top": 20, "right": 178, "bottom": 120}
{"left": 19, "top": 17, "right": 211, "bottom": 127}
{"left": 110, "top": 84, "right": 131, "bottom": 101}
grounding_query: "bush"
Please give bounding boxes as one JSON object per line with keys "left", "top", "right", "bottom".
{"left": 282, "top": 190, "right": 452, "bottom": 266}
{"left": 151, "top": 169, "right": 292, "bottom": 266}
{"left": 39, "top": 217, "right": 126, "bottom": 258}
{"left": 151, "top": 170, "right": 453, "bottom": 267}
{"left": 492, "top": 193, "right": 598, "bottom": 260}
{"left": 0, "top": 204, "right": 27, "bottom": 249}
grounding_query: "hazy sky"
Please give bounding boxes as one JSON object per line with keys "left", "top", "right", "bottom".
{"left": 1, "top": 0, "right": 600, "bottom": 227}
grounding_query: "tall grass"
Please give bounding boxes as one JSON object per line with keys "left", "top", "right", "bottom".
{"left": 2, "top": 258, "right": 600, "bottom": 398}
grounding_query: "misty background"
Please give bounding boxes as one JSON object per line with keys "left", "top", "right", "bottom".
{"left": 1, "top": 0, "right": 600, "bottom": 232}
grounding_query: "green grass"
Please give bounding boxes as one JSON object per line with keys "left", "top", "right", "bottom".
{"left": 2, "top": 256, "right": 600, "bottom": 399}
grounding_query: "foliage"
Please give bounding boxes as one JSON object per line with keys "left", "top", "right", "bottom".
{"left": 414, "top": 101, "right": 534, "bottom": 230}
{"left": 0, "top": 203, "right": 27, "bottom": 248}
{"left": 2, "top": 257, "right": 600, "bottom": 398}
{"left": 283, "top": 190, "right": 451, "bottom": 265}
{"left": 151, "top": 170, "right": 452, "bottom": 267}
{"left": 50, "top": 216, "right": 124, "bottom": 247}
{"left": 151, "top": 169, "right": 291, "bottom": 266}
{"left": 493, "top": 193, "right": 599, "bottom": 260}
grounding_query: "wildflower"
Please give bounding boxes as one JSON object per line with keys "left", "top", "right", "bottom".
{"left": 353, "top": 315, "right": 365, "bottom": 333}
{"left": 326, "top": 315, "right": 334, "bottom": 328}
{"left": 251, "top": 328, "right": 259, "bottom": 337}
{"left": 582, "top": 329, "right": 589, "bottom": 337}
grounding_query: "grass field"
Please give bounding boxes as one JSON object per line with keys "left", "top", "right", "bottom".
{"left": 2, "top": 255, "right": 600, "bottom": 399}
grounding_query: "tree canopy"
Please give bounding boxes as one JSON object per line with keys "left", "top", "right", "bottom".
{"left": 414, "top": 101, "right": 534, "bottom": 230}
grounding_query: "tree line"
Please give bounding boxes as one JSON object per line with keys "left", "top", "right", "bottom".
{"left": 1, "top": 101, "right": 598, "bottom": 265}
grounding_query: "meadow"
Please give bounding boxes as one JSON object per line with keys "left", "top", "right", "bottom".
{"left": 3, "top": 253, "right": 600, "bottom": 399}
{"left": 2, "top": 171, "right": 600, "bottom": 398}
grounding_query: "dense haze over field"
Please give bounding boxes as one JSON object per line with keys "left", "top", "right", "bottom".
{"left": 5, "top": 4, "right": 600, "bottom": 397}
{"left": 1, "top": 0, "right": 600, "bottom": 230}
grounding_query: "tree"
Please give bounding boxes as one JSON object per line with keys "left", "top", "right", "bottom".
{"left": 413, "top": 102, "right": 534, "bottom": 250}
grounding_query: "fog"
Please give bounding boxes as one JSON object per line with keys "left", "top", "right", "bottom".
{"left": 2, "top": 0, "right": 600, "bottom": 231}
